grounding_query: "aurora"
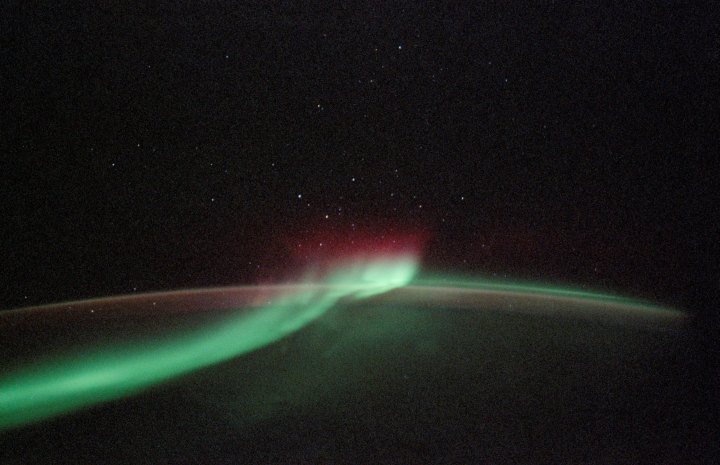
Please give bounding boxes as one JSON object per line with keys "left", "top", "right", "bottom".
{"left": 0, "top": 256, "right": 683, "bottom": 430}
{"left": 0, "top": 255, "right": 419, "bottom": 429}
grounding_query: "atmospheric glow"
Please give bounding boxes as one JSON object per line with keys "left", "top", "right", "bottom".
{"left": 0, "top": 257, "right": 684, "bottom": 430}
{"left": 411, "top": 274, "right": 676, "bottom": 313}
{"left": 0, "top": 255, "right": 419, "bottom": 430}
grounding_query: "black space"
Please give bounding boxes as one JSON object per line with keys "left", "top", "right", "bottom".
{"left": 1, "top": 1, "right": 719, "bottom": 463}
{"left": 2, "top": 2, "right": 719, "bottom": 308}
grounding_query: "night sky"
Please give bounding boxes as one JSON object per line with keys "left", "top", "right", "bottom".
{"left": 2, "top": 3, "right": 720, "bottom": 463}
{"left": 2, "top": 2, "right": 718, "bottom": 315}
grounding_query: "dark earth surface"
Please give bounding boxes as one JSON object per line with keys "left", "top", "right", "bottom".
{"left": 1, "top": 286, "right": 714, "bottom": 464}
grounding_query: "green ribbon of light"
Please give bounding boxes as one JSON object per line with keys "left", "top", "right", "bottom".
{"left": 0, "top": 256, "right": 419, "bottom": 430}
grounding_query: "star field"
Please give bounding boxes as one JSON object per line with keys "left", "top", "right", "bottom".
{"left": 1, "top": 1, "right": 718, "bottom": 315}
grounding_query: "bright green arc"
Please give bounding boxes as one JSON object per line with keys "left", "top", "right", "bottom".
{"left": 0, "top": 256, "right": 419, "bottom": 430}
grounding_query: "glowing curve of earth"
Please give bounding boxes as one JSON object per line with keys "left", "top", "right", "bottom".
{"left": 0, "top": 257, "right": 683, "bottom": 432}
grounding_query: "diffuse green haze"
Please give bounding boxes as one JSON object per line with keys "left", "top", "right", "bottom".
{"left": 0, "top": 256, "right": 419, "bottom": 430}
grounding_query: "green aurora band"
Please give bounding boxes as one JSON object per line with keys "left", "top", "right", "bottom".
{"left": 0, "top": 258, "right": 683, "bottom": 430}
{"left": 0, "top": 256, "right": 419, "bottom": 430}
